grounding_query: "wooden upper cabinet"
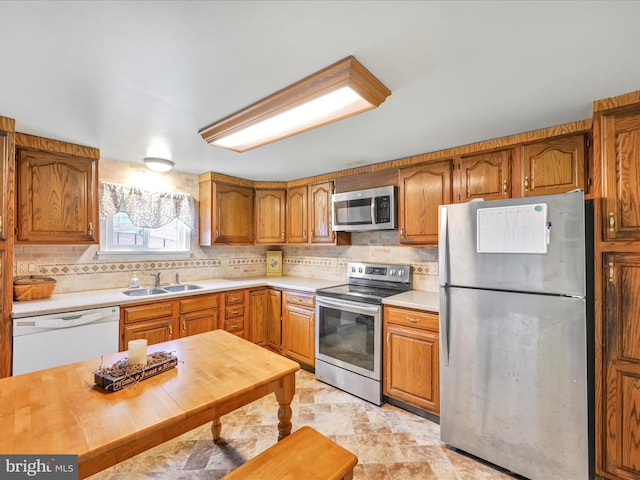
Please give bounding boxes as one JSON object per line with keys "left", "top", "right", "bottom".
{"left": 456, "top": 149, "right": 511, "bottom": 202}
{"left": 16, "top": 136, "right": 99, "bottom": 244}
{"left": 600, "top": 108, "right": 640, "bottom": 241}
{"left": 255, "top": 189, "right": 286, "bottom": 244}
{"left": 199, "top": 173, "right": 255, "bottom": 245}
{"left": 398, "top": 160, "right": 453, "bottom": 245}
{"left": 308, "top": 182, "right": 334, "bottom": 244}
{"left": 286, "top": 185, "right": 308, "bottom": 244}
{"left": 0, "top": 127, "right": 11, "bottom": 243}
{"left": 521, "top": 134, "right": 587, "bottom": 197}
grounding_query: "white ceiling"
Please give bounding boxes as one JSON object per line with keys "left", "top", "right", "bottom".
{"left": 2, "top": 1, "right": 640, "bottom": 181}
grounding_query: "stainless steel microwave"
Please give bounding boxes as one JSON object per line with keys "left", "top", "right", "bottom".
{"left": 331, "top": 185, "right": 397, "bottom": 232}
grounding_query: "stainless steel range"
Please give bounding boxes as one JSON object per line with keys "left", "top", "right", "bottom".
{"left": 315, "top": 262, "right": 411, "bottom": 405}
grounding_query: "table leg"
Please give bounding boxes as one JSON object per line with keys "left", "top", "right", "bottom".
{"left": 274, "top": 372, "right": 296, "bottom": 440}
{"left": 211, "top": 417, "right": 222, "bottom": 443}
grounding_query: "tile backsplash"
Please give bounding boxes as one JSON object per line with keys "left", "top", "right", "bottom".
{"left": 13, "top": 159, "right": 439, "bottom": 294}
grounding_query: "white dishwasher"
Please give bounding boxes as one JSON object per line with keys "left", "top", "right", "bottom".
{"left": 12, "top": 306, "right": 120, "bottom": 375}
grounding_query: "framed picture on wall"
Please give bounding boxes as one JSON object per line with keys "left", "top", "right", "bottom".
{"left": 266, "top": 251, "right": 283, "bottom": 276}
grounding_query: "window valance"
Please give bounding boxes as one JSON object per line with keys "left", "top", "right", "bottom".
{"left": 99, "top": 181, "right": 195, "bottom": 229}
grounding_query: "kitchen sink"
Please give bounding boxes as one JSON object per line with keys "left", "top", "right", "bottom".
{"left": 163, "top": 284, "right": 204, "bottom": 292}
{"left": 122, "top": 284, "right": 204, "bottom": 296}
{"left": 123, "top": 287, "right": 168, "bottom": 296}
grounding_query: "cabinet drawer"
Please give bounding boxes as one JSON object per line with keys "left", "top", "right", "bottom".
{"left": 225, "top": 305, "right": 245, "bottom": 319}
{"left": 225, "top": 291, "right": 245, "bottom": 305}
{"left": 122, "top": 302, "right": 175, "bottom": 323}
{"left": 224, "top": 318, "right": 244, "bottom": 333}
{"left": 180, "top": 293, "right": 219, "bottom": 313}
{"left": 285, "top": 290, "right": 315, "bottom": 308}
{"left": 181, "top": 307, "right": 217, "bottom": 322}
{"left": 385, "top": 306, "right": 438, "bottom": 331}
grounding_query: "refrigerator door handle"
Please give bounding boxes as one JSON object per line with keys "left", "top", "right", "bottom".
{"left": 440, "top": 287, "right": 450, "bottom": 366}
{"left": 439, "top": 206, "right": 449, "bottom": 286}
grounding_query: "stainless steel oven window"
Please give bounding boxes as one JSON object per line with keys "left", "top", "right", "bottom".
{"left": 315, "top": 298, "right": 382, "bottom": 380}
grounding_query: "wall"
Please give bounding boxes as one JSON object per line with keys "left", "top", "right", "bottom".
{"left": 13, "top": 159, "right": 439, "bottom": 294}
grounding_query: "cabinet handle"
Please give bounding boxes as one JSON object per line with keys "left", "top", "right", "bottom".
{"left": 608, "top": 212, "right": 615, "bottom": 232}
{"left": 608, "top": 262, "right": 614, "bottom": 282}
{"left": 88, "top": 222, "right": 93, "bottom": 236}
{"left": 406, "top": 316, "right": 420, "bottom": 323}
{"left": 169, "top": 325, "right": 173, "bottom": 337}
{"left": 502, "top": 180, "right": 508, "bottom": 194}
{"left": 386, "top": 332, "right": 391, "bottom": 345}
{"left": 215, "top": 229, "right": 219, "bottom": 238}
{"left": 231, "top": 309, "right": 240, "bottom": 314}
{"left": 399, "top": 227, "right": 404, "bottom": 237}
{"left": 524, "top": 177, "right": 529, "bottom": 191}
{"left": 231, "top": 323, "right": 239, "bottom": 329}
{"left": 303, "top": 230, "right": 306, "bottom": 240}
{"left": 0, "top": 215, "right": 3, "bottom": 234}
{"left": 182, "top": 321, "right": 186, "bottom": 331}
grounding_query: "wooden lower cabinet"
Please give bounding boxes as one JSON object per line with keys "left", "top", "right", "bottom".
{"left": 179, "top": 293, "right": 219, "bottom": 337}
{"left": 222, "top": 289, "right": 248, "bottom": 337}
{"left": 383, "top": 305, "right": 439, "bottom": 415}
{"left": 282, "top": 290, "right": 315, "bottom": 367}
{"left": 120, "top": 300, "right": 178, "bottom": 349}
{"left": 601, "top": 253, "right": 640, "bottom": 479}
{"left": 249, "top": 288, "right": 282, "bottom": 352}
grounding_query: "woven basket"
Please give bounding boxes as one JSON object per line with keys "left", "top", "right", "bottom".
{"left": 13, "top": 276, "right": 57, "bottom": 301}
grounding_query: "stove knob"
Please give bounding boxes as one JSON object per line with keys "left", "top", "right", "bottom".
{"left": 358, "top": 267, "right": 363, "bottom": 273}
{"left": 398, "top": 269, "right": 405, "bottom": 277}
{"left": 389, "top": 269, "right": 396, "bottom": 276}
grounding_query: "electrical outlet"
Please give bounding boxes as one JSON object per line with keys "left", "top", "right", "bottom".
{"left": 27, "top": 261, "right": 38, "bottom": 274}
{"left": 16, "top": 261, "right": 28, "bottom": 275}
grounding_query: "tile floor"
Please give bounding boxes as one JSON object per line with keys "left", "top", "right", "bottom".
{"left": 88, "top": 370, "right": 521, "bottom": 480}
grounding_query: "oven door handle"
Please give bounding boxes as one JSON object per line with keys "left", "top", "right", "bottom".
{"left": 317, "top": 297, "right": 380, "bottom": 314}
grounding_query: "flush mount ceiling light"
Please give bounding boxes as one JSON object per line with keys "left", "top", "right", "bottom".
{"left": 198, "top": 55, "right": 391, "bottom": 152}
{"left": 144, "top": 157, "right": 174, "bottom": 172}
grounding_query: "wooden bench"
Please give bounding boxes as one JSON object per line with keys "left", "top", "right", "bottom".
{"left": 222, "top": 426, "right": 358, "bottom": 480}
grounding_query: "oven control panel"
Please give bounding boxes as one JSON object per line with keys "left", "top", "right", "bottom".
{"left": 347, "top": 262, "right": 411, "bottom": 284}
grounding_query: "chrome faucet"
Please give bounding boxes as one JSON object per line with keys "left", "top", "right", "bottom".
{"left": 175, "top": 273, "right": 180, "bottom": 285}
{"left": 150, "top": 272, "right": 161, "bottom": 287}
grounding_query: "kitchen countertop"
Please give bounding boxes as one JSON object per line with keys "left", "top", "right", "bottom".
{"left": 11, "top": 276, "right": 341, "bottom": 318}
{"left": 382, "top": 290, "right": 439, "bottom": 312}
{"left": 12, "top": 276, "right": 440, "bottom": 318}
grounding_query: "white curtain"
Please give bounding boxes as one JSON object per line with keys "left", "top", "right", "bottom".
{"left": 99, "top": 182, "right": 195, "bottom": 229}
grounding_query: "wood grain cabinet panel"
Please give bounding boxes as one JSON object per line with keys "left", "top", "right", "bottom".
{"left": 521, "top": 133, "right": 586, "bottom": 197}
{"left": 601, "top": 108, "right": 640, "bottom": 241}
{"left": 308, "top": 182, "right": 334, "bottom": 244}
{"left": 398, "top": 160, "right": 453, "bottom": 245}
{"left": 16, "top": 148, "right": 98, "bottom": 243}
{"left": 383, "top": 306, "right": 439, "bottom": 415}
{"left": 255, "top": 189, "right": 286, "bottom": 244}
{"left": 0, "top": 117, "right": 14, "bottom": 379}
{"left": 179, "top": 293, "right": 219, "bottom": 338}
{"left": 286, "top": 185, "right": 308, "bottom": 244}
{"left": 249, "top": 288, "right": 282, "bottom": 352}
{"left": 282, "top": 290, "right": 315, "bottom": 367}
{"left": 602, "top": 253, "right": 640, "bottom": 479}
{"left": 457, "top": 149, "right": 511, "bottom": 202}
{"left": 120, "top": 301, "right": 178, "bottom": 349}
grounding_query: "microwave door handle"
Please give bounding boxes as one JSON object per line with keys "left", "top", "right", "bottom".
{"left": 371, "top": 197, "right": 376, "bottom": 224}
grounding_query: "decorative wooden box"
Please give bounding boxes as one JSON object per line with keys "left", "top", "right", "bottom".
{"left": 94, "top": 352, "right": 178, "bottom": 392}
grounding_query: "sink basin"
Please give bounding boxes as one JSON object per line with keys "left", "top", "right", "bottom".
{"left": 123, "top": 287, "right": 168, "bottom": 296}
{"left": 163, "top": 284, "right": 204, "bottom": 292}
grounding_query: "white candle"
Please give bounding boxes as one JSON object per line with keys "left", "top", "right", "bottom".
{"left": 128, "top": 339, "right": 148, "bottom": 366}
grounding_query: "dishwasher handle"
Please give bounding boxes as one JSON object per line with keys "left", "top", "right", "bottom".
{"left": 33, "top": 312, "right": 104, "bottom": 329}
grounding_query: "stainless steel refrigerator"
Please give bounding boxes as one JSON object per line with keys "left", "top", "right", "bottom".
{"left": 438, "top": 190, "right": 593, "bottom": 480}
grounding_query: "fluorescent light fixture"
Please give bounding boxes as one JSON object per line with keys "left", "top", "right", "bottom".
{"left": 198, "top": 55, "right": 391, "bottom": 152}
{"left": 144, "top": 157, "right": 174, "bottom": 172}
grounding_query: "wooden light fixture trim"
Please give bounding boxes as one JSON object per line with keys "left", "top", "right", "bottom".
{"left": 198, "top": 55, "right": 391, "bottom": 152}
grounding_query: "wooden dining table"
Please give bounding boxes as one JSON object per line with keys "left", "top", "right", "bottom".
{"left": 0, "top": 329, "right": 300, "bottom": 478}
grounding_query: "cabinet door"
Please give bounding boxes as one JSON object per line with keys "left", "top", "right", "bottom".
{"left": 308, "top": 182, "right": 334, "bottom": 244}
{"left": 601, "top": 109, "right": 640, "bottom": 241}
{"left": 266, "top": 289, "right": 282, "bottom": 351}
{"left": 398, "top": 160, "right": 453, "bottom": 245}
{"left": 384, "top": 323, "right": 439, "bottom": 414}
{"left": 123, "top": 317, "right": 174, "bottom": 347}
{"left": 255, "top": 189, "right": 286, "bottom": 244}
{"left": 522, "top": 134, "right": 586, "bottom": 197}
{"left": 457, "top": 149, "right": 510, "bottom": 202}
{"left": 180, "top": 309, "right": 217, "bottom": 337}
{"left": 286, "top": 185, "right": 308, "bottom": 243}
{"left": 17, "top": 148, "right": 97, "bottom": 243}
{"left": 249, "top": 289, "right": 267, "bottom": 345}
{"left": 602, "top": 253, "right": 640, "bottom": 479}
{"left": 282, "top": 304, "right": 315, "bottom": 366}
{"left": 216, "top": 184, "right": 254, "bottom": 244}
{"left": 0, "top": 130, "right": 8, "bottom": 242}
